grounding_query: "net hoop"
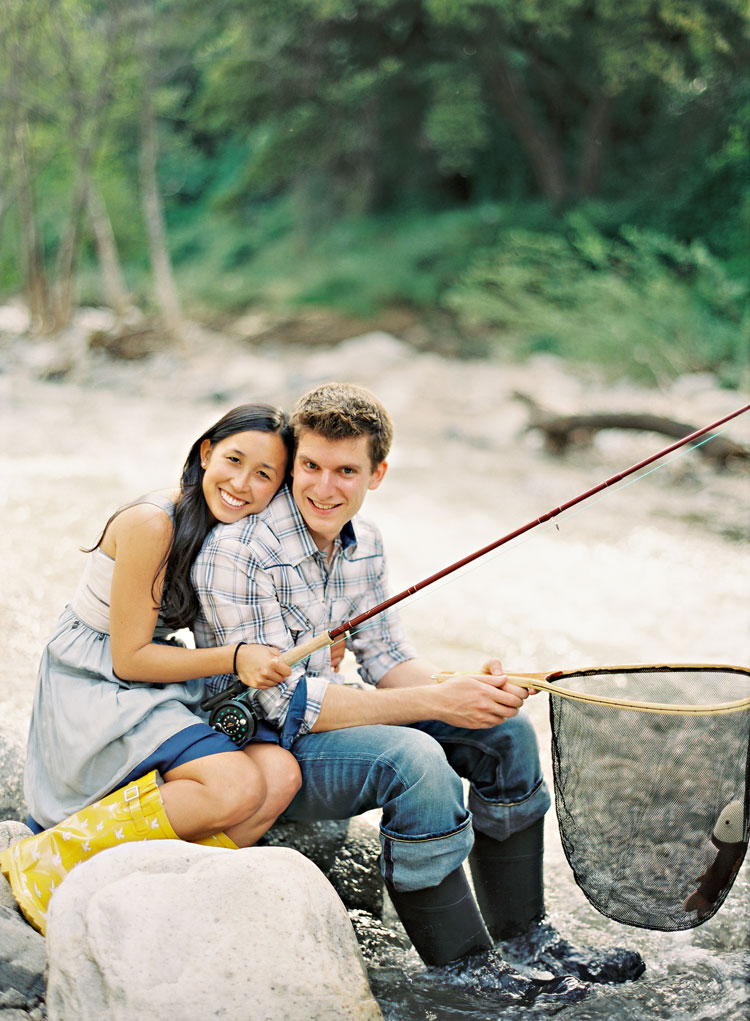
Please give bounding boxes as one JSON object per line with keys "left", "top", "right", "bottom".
{"left": 438, "top": 664, "right": 750, "bottom": 715}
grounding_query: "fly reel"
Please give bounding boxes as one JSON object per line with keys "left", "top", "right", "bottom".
{"left": 201, "top": 682, "right": 257, "bottom": 747}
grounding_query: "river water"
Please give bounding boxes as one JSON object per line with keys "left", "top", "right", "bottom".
{"left": 0, "top": 314, "right": 747, "bottom": 1019}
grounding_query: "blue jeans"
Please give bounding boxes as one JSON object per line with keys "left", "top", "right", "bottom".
{"left": 283, "top": 714, "right": 550, "bottom": 891}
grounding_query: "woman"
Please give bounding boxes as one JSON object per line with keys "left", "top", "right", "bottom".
{"left": 2, "top": 403, "right": 299, "bottom": 934}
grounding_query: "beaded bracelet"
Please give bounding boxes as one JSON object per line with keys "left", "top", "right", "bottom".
{"left": 232, "top": 641, "right": 247, "bottom": 675}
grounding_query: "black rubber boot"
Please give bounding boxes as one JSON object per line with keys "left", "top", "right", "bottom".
{"left": 385, "top": 866, "right": 493, "bottom": 967}
{"left": 469, "top": 821, "right": 646, "bottom": 985}
{"left": 469, "top": 819, "right": 545, "bottom": 939}
{"left": 386, "top": 867, "right": 589, "bottom": 1006}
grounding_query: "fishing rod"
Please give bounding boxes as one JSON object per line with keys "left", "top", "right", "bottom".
{"left": 202, "top": 403, "right": 749, "bottom": 742}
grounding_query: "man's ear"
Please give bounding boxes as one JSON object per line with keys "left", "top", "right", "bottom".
{"left": 368, "top": 460, "right": 388, "bottom": 491}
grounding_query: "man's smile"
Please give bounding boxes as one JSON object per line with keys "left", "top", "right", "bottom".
{"left": 309, "top": 498, "right": 341, "bottom": 511}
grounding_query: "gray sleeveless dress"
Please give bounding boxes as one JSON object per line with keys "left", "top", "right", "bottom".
{"left": 24, "top": 492, "right": 223, "bottom": 830}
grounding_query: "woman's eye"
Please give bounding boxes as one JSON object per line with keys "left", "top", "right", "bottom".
{"left": 258, "top": 471, "right": 271, "bottom": 480}
{"left": 226, "top": 456, "right": 241, "bottom": 464}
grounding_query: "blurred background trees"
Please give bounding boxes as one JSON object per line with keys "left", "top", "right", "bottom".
{"left": 1, "top": 0, "right": 747, "bottom": 382}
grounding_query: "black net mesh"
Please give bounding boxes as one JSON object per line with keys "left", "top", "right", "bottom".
{"left": 548, "top": 666, "right": 749, "bottom": 931}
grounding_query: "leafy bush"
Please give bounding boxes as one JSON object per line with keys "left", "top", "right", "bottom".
{"left": 443, "top": 215, "right": 749, "bottom": 386}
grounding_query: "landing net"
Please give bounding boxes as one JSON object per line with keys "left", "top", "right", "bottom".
{"left": 542, "top": 665, "right": 749, "bottom": 930}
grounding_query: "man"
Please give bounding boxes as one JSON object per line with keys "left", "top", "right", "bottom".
{"left": 192, "top": 382, "right": 643, "bottom": 1000}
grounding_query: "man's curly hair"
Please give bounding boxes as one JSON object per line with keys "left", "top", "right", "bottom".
{"left": 291, "top": 382, "right": 393, "bottom": 468}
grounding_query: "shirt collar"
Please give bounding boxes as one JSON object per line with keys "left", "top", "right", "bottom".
{"left": 262, "top": 484, "right": 359, "bottom": 565}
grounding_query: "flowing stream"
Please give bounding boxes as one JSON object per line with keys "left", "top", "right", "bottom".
{"left": 1, "top": 316, "right": 747, "bottom": 1019}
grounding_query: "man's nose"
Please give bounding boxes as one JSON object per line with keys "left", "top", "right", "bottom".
{"left": 315, "top": 469, "right": 336, "bottom": 495}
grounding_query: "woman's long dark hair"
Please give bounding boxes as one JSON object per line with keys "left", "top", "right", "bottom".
{"left": 87, "top": 404, "right": 292, "bottom": 630}
{"left": 160, "top": 403, "right": 293, "bottom": 628}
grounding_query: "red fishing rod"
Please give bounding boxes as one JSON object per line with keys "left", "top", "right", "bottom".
{"left": 203, "top": 403, "right": 749, "bottom": 743}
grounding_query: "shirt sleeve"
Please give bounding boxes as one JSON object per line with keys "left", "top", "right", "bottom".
{"left": 191, "top": 529, "right": 329, "bottom": 737}
{"left": 348, "top": 541, "right": 416, "bottom": 685}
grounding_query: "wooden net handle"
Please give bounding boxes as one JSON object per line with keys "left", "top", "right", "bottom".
{"left": 434, "top": 669, "right": 750, "bottom": 715}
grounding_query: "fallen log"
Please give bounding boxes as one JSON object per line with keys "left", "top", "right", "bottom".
{"left": 513, "top": 394, "right": 749, "bottom": 468}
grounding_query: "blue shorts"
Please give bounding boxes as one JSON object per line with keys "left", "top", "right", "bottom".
{"left": 26, "top": 720, "right": 280, "bottom": 834}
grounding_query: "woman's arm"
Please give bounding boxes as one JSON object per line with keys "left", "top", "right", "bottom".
{"left": 107, "top": 504, "right": 284, "bottom": 685}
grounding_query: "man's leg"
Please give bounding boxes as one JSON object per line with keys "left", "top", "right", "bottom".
{"left": 283, "top": 725, "right": 489, "bottom": 964}
{"left": 415, "top": 715, "right": 645, "bottom": 984}
{"left": 282, "top": 725, "right": 586, "bottom": 1002}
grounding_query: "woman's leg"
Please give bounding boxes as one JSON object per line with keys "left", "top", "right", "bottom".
{"left": 160, "top": 749, "right": 267, "bottom": 841}
{"left": 224, "top": 745, "right": 301, "bottom": 848}
{"left": 159, "top": 745, "right": 301, "bottom": 848}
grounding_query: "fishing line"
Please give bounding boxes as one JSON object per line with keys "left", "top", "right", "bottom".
{"left": 201, "top": 405, "right": 749, "bottom": 734}
{"left": 339, "top": 421, "right": 745, "bottom": 646}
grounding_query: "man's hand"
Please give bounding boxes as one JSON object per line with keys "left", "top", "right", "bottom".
{"left": 432, "top": 669, "right": 528, "bottom": 729}
{"left": 236, "top": 643, "right": 292, "bottom": 689}
{"left": 330, "top": 636, "right": 347, "bottom": 672}
{"left": 482, "top": 657, "right": 536, "bottom": 698}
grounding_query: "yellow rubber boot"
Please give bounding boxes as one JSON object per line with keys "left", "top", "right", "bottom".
{"left": 0, "top": 770, "right": 178, "bottom": 935}
{"left": 194, "top": 832, "right": 238, "bottom": 849}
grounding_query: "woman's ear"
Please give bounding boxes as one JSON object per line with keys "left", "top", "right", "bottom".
{"left": 199, "top": 438, "right": 212, "bottom": 468}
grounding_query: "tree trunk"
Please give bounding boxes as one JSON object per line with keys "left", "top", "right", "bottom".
{"left": 484, "top": 58, "right": 568, "bottom": 204}
{"left": 87, "top": 181, "right": 130, "bottom": 318}
{"left": 51, "top": 155, "right": 91, "bottom": 330}
{"left": 139, "top": 88, "right": 182, "bottom": 340}
{"left": 17, "top": 129, "right": 52, "bottom": 332}
{"left": 577, "top": 93, "right": 613, "bottom": 197}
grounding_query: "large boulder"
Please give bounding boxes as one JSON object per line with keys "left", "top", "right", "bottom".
{"left": 0, "top": 820, "right": 47, "bottom": 1016}
{"left": 263, "top": 816, "right": 384, "bottom": 916}
{"left": 0, "top": 727, "right": 26, "bottom": 822}
{"left": 45, "top": 841, "right": 383, "bottom": 1021}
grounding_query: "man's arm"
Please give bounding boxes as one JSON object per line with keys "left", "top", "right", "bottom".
{"left": 312, "top": 658, "right": 530, "bottom": 731}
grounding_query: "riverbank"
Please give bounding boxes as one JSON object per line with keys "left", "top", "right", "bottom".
{"left": 1, "top": 306, "right": 748, "bottom": 1020}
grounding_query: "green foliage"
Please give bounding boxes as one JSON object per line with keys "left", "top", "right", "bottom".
{"left": 444, "top": 214, "right": 749, "bottom": 385}
{"left": 0, "top": 0, "right": 747, "bottom": 390}
{"left": 170, "top": 199, "right": 501, "bottom": 317}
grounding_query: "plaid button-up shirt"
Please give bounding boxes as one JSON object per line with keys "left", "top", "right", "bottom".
{"left": 192, "top": 485, "right": 415, "bottom": 736}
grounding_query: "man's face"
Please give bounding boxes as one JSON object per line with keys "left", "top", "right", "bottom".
{"left": 292, "top": 429, "right": 387, "bottom": 553}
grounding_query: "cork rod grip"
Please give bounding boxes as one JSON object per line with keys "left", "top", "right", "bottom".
{"left": 280, "top": 631, "right": 335, "bottom": 668}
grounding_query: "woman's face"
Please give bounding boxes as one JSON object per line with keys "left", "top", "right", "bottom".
{"left": 200, "top": 430, "right": 287, "bottom": 523}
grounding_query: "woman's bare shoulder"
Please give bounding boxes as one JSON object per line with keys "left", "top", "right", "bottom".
{"left": 102, "top": 496, "right": 175, "bottom": 555}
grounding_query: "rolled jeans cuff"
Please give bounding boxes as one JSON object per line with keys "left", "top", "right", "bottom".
{"left": 380, "top": 814, "right": 474, "bottom": 892}
{"left": 468, "top": 776, "right": 551, "bottom": 843}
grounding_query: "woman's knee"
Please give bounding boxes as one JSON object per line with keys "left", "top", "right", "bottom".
{"left": 209, "top": 755, "right": 267, "bottom": 828}
{"left": 246, "top": 748, "right": 301, "bottom": 812}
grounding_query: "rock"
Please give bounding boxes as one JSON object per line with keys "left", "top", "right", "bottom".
{"left": 0, "top": 914, "right": 47, "bottom": 1011}
{"left": 1, "top": 817, "right": 47, "bottom": 1015}
{"left": 261, "top": 817, "right": 351, "bottom": 871}
{"left": 45, "top": 841, "right": 383, "bottom": 1021}
{"left": 0, "top": 728, "right": 27, "bottom": 823}
{"left": 328, "top": 818, "right": 384, "bottom": 916}
{"left": 0, "top": 302, "right": 31, "bottom": 335}
{"left": 1, "top": 821, "right": 33, "bottom": 917}
{"left": 262, "top": 816, "right": 384, "bottom": 916}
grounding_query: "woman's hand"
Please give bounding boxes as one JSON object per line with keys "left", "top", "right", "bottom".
{"left": 236, "top": 644, "right": 292, "bottom": 689}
